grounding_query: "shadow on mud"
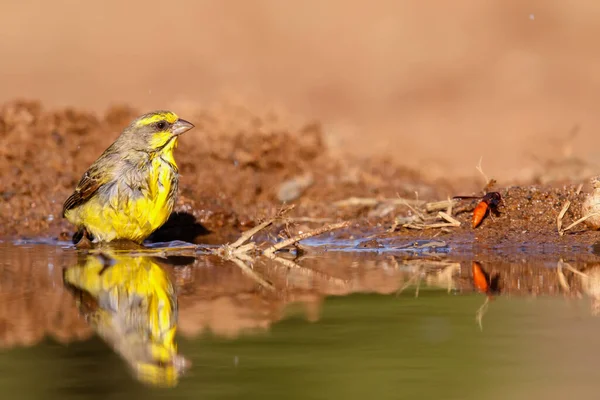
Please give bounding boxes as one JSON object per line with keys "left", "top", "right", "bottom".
{"left": 147, "top": 212, "right": 211, "bottom": 244}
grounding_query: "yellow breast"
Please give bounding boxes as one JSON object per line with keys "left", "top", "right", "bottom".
{"left": 67, "top": 148, "right": 179, "bottom": 243}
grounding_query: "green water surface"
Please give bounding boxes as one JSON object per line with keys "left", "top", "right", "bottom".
{"left": 1, "top": 243, "right": 599, "bottom": 399}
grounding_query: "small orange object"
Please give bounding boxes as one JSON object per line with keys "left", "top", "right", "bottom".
{"left": 471, "top": 261, "right": 489, "bottom": 294}
{"left": 471, "top": 201, "right": 488, "bottom": 228}
{"left": 453, "top": 192, "right": 502, "bottom": 229}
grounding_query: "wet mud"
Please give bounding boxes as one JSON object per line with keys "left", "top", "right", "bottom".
{"left": 2, "top": 100, "right": 600, "bottom": 255}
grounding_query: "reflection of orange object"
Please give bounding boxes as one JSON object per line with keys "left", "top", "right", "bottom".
{"left": 453, "top": 192, "right": 502, "bottom": 229}
{"left": 472, "top": 261, "right": 490, "bottom": 294}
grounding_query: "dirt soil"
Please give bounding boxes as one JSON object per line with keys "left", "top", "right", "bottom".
{"left": 1, "top": 99, "right": 600, "bottom": 250}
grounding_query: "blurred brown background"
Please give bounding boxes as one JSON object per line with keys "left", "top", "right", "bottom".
{"left": 3, "top": 0, "right": 600, "bottom": 181}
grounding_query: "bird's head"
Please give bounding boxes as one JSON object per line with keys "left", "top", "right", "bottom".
{"left": 121, "top": 111, "right": 194, "bottom": 153}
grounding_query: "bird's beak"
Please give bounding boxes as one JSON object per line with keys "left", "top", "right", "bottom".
{"left": 172, "top": 119, "right": 194, "bottom": 136}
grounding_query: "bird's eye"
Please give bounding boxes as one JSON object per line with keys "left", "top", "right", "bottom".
{"left": 156, "top": 121, "right": 167, "bottom": 130}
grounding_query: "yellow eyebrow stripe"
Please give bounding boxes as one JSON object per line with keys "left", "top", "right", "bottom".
{"left": 136, "top": 111, "right": 179, "bottom": 127}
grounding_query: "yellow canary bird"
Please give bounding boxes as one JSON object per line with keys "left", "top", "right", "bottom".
{"left": 62, "top": 111, "right": 194, "bottom": 244}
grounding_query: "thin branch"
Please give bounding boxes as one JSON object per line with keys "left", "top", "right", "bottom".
{"left": 561, "top": 212, "right": 600, "bottom": 234}
{"left": 425, "top": 199, "right": 456, "bottom": 213}
{"left": 263, "top": 221, "right": 350, "bottom": 257}
{"left": 438, "top": 211, "right": 461, "bottom": 226}
{"left": 229, "top": 205, "right": 295, "bottom": 249}
{"left": 446, "top": 196, "right": 454, "bottom": 216}
{"left": 229, "top": 218, "right": 276, "bottom": 249}
{"left": 404, "top": 222, "right": 461, "bottom": 230}
{"left": 557, "top": 200, "right": 571, "bottom": 235}
{"left": 334, "top": 197, "right": 425, "bottom": 207}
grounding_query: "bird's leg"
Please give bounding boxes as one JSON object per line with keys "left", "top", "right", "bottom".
{"left": 73, "top": 228, "right": 94, "bottom": 249}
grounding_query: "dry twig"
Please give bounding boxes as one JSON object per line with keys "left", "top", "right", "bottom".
{"left": 425, "top": 199, "right": 457, "bottom": 213}
{"left": 557, "top": 184, "right": 589, "bottom": 236}
{"left": 334, "top": 197, "right": 425, "bottom": 208}
{"left": 263, "top": 221, "right": 350, "bottom": 257}
{"left": 404, "top": 221, "right": 461, "bottom": 230}
{"left": 561, "top": 213, "right": 600, "bottom": 234}
{"left": 557, "top": 200, "right": 571, "bottom": 235}
{"left": 438, "top": 212, "right": 460, "bottom": 226}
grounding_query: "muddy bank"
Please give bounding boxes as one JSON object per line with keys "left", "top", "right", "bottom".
{"left": 1, "top": 100, "right": 599, "bottom": 250}
{"left": 0, "top": 100, "right": 453, "bottom": 239}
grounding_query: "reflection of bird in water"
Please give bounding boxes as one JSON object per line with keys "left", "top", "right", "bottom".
{"left": 63, "top": 252, "right": 189, "bottom": 387}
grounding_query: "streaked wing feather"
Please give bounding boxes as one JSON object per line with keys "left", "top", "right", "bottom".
{"left": 62, "top": 168, "right": 104, "bottom": 216}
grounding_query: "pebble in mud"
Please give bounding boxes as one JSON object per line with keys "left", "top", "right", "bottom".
{"left": 277, "top": 173, "right": 314, "bottom": 202}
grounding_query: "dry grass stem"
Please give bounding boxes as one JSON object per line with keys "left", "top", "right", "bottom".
{"left": 229, "top": 218, "right": 277, "bottom": 250}
{"left": 203, "top": 205, "right": 351, "bottom": 293}
{"left": 398, "top": 196, "right": 426, "bottom": 220}
{"left": 230, "top": 204, "right": 295, "bottom": 249}
{"left": 556, "top": 184, "right": 586, "bottom": 235}
{"left": 334, "top": 197, "right": 425, "bottom": 208}
{"left": 404, "top": 222, "right": 461, "bottom": 230}
{"left": 445, "top": 196, "right": 454, "bottom": 216}
{"left": 425, "top": 199, "right": 457, "bottom": 213}
{"left": 556, "top": 200, "right": 571, "bottom": 235}
{"left": 438, "top": 211, "right": 461, "bottom": 226}
{"left": 561, "top": 212, "right": 600, "bottom": 234}
{"left": 286, "top": 217, "right": 333, "bottom": 223}
{"left": 393, "top": 199, "right": 461, "bottom": 231}
{"left": 216, "top": 205, "right": 296, "bottom": 258}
